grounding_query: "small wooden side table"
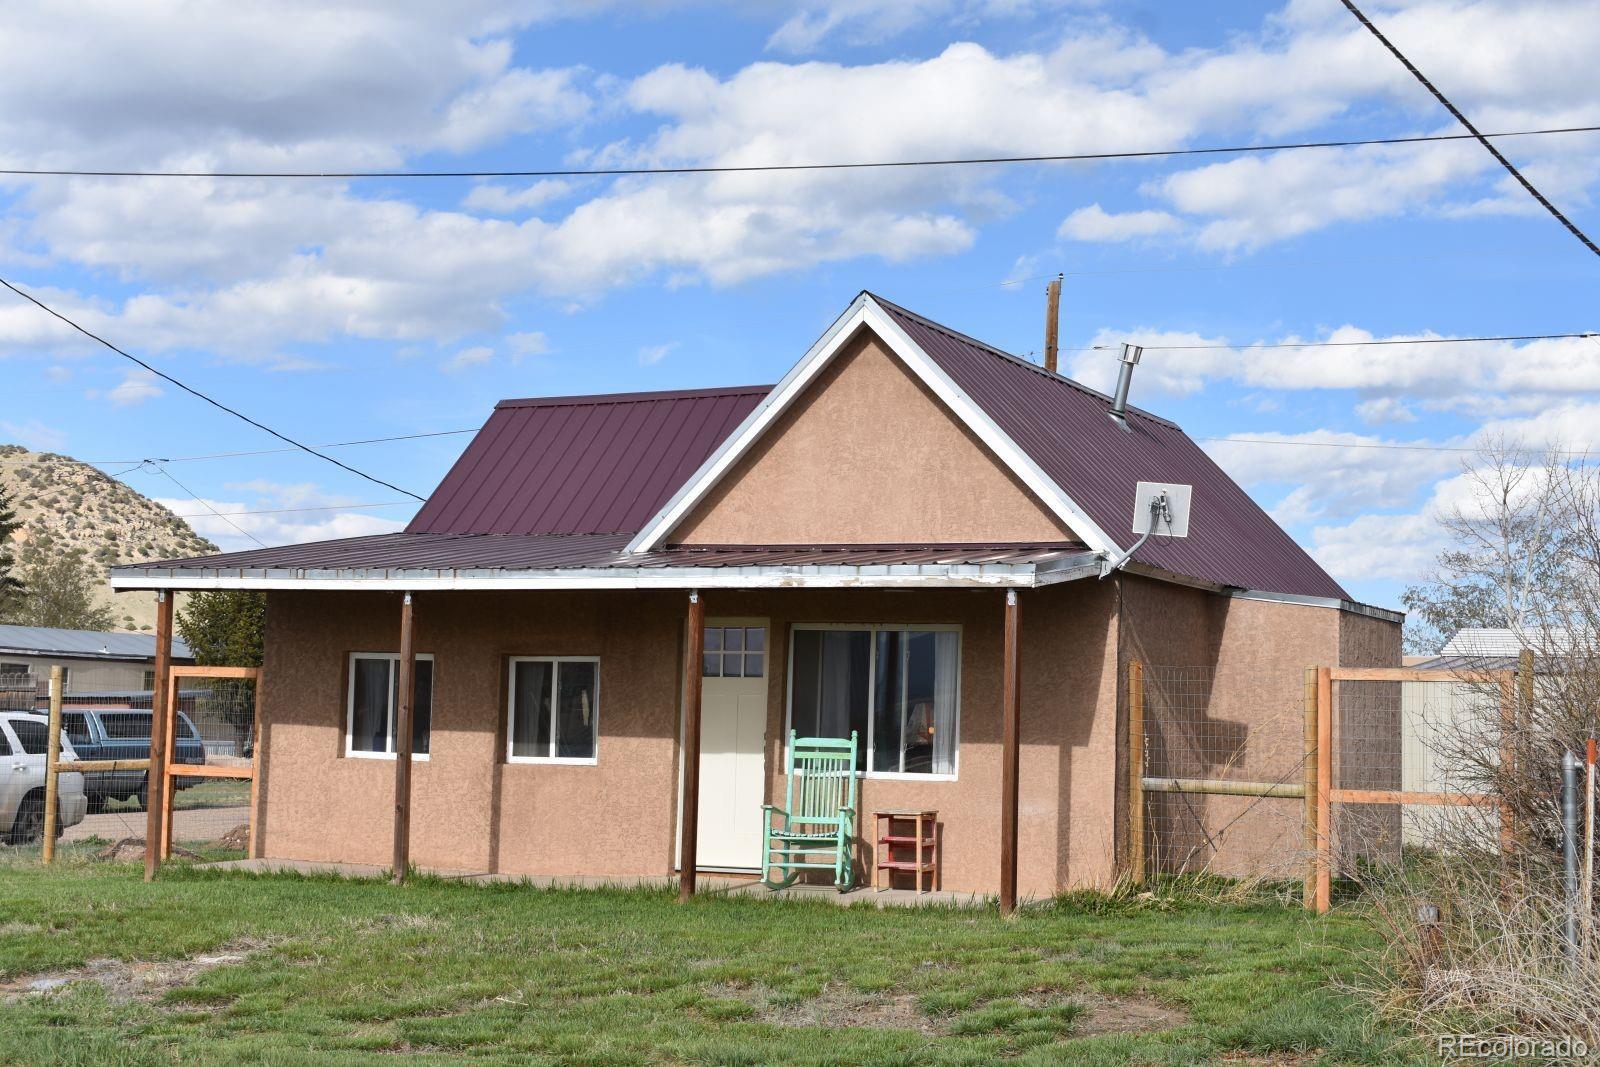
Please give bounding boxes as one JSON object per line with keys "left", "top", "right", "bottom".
{"left": 874, "top": 809, "right": 938, "bottom": 893}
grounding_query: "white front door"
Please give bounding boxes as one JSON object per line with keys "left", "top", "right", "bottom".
{"left": 692, "top": 620, "right": 768, "bottom": 870}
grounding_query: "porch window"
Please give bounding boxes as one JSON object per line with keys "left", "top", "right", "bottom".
{"left": 345, "top": 653, "right": 433, "bottom": 759}
{"left": 507, "top": 657, "right": 599, "bottom": 764}
{"left": 787, "top": 626, "right": 960, "bottom": 778}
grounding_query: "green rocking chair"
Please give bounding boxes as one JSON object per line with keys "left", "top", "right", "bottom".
{"left": 762, "top": 731, "right": 858, "bottom": 891}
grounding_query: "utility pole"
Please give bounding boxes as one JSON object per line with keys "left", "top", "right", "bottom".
{"left": 1043, "top": 274, "right": 1062, "bottom": 373}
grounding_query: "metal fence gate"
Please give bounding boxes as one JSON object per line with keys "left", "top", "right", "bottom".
{"left": 1129, "top": 662, "right": 1316, "bottom": 898}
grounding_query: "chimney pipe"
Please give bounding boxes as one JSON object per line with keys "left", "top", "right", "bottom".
{"left": 1043, "top": 274, "right": 1062, "bottom": 373}
{"left": 1109, "top": 343, "right": 1142, "bottom": 426}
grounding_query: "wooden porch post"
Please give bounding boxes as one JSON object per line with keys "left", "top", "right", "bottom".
{"left": 1000, "top": 589, "right": 1021, "bottom": 915}
{"left": 392, "top": 592, "right": 416, "bottom": 886}
{"left": 679, "top": 591, "right": 706, "bottom": 902}
{"left": 145, "top": 591, "right": 173, "bottom": 882}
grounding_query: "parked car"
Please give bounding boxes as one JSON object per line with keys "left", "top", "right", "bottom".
{"left": 1, "top": 712, "right": 86, "bottom": 844}
{"left": 60, "top": 707, "right": 206, "bottom": 812}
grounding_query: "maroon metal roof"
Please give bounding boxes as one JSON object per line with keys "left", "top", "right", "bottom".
{"left": 125, "top": 294, "right": 1346, "bottom": 601}
{"left": 406, "top": 385, "right": 769, "bottom": 536}
{"left": 128, "top": 533, "right": 1086, "bottom": 575}
{"left": 874, "top": 295, "right": 1348, "bottom": 600}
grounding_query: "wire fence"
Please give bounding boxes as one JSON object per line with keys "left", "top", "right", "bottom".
{"left": 1136, "top": 664, "right": 1312, "bottom": 885}
{"left": 157, "top": 672, "right": 258, "bottom": 856}
{"left": 0, "top": 666, "right": 259, "bottom": 867}
{"left": 1324, "top": 671, "right": 1509, "bottom": 898}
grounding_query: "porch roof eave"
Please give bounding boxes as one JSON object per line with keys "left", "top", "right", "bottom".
{"left": 108, "top": 551, "right": 1105, "bottom": 593}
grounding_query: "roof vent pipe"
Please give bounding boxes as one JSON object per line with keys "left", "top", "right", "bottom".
{"left": 1108, "top": 343, "right": 1142, "bottom": 429}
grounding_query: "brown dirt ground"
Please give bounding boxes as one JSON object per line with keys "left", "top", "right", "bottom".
{"left": 0, "top": 938, "right": 272, "bottom": 1004}
{"left": 704, "top": 980, "right": 1189, "bottom": 1039}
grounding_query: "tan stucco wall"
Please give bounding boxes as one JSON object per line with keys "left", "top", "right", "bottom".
{"left": 256, "top": 590, "right": 686, "bottom": 878}
{"left": 1116, "top": 576, "right": 1401, "bottom": 878}
{"left": 254, "top": 579, "right": 1398, "bottom": 896}
{"left": 671, "top": 328, "right": 1073, "bottom": 546}
{"left": 256, "top": 583, "right": 1118, "bottom": 897}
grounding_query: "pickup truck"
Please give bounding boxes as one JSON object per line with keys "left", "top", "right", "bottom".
{"left": 60, "top": 708, "right": 206, "bottom": 812}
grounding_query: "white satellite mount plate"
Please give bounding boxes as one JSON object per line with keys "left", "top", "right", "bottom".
{"left": 1132, "top": 481, "right": 1191, "bottom": 538}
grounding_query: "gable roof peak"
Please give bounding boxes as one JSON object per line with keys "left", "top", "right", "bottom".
{"left": 861, "top": 290, "right": 1179, "bottom": 431}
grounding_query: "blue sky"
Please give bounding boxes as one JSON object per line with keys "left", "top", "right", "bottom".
{"left": 0, "top": 1, "right": 1596, "bottom": 621}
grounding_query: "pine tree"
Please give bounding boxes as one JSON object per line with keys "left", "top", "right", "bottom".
{"left": 176, "top": 590, "right": 265, "bottom": 667}
{"left": 0, "top": 486, "right": 23, "bottom": 618}
{"left": 7, "top": 532, "right": 116, "bottom": 630}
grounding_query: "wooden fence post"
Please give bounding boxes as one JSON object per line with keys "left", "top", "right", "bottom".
{"left": 1499, "top": 667, "right": 1519, "bottom": 864}
{"left": 42, "top": 666, "right": 63, "bottom": 864}
{"left": 1315, "top": 666, "right": 1333, "bottom": 913}
{"left": 1303, "top": 667, "right": 1317, "bottom": 909}
{"left": 145, "top": 591, "right": 173, "bottom": 881}
{"left": 1126, "top": 660, "right": 1145, "bottom": 883}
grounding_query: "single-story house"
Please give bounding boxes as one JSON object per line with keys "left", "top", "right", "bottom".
{"left": 112, "top": 292, "right": 1401, "bottom": 899}
{"left": 0, "top": 624, "right": 194, "bottom": 705}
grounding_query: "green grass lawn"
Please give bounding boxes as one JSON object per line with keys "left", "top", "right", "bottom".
{"left": 0, "top": 855, "right": 1421, "bottom": 1066}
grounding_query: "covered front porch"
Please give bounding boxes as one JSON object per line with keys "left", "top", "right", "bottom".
{"left": 115, "top": 543, "right": 1123, "bottom": 908}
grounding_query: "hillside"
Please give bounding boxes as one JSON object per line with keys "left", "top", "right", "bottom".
{"left": 0, "top": 445, "right": 216, "bottom": 632}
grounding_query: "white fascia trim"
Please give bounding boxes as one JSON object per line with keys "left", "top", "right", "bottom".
{"left": 625, "top": 294, "right": 1118, "bottom": 557}
{"left": 1227, "top": 588, "right": 1405, "bottom": 624}
{"left": 109, "top": 558, "right": 1101, "bottom": 593}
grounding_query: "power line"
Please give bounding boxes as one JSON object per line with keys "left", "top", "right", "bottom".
{"left": 169, "top": 500, "right": 413, "bottom": 519}
{"left": 70, "top": 428, "right": 480, "bottom": 468}
{"left": 954, "top": 247, "right": 1559, "bottom": 291}
{"left": 0, "top": 275, "right": 427, "bottom": 500}
{"left": 136, "top": 461, "right": 267, "bottom": 549}
{"left": 1338, "top": 0, "right": 1600, "bottom": 259}
{"left": 1201, "top": 436, "right": 1595, "bottom": 456}
{"left": 2, "top": 125, "right": 1597, "bottom": 180}
{"left": 1067, "top": 330, "right": 1596, "bottom": 353}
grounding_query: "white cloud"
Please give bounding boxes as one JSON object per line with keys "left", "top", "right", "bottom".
{"left": 1057, "top": 203, "right": 1180, "bottom": 243}
{"left": 765, "top": 0, "right": 1084, "bottom": 53}
{"left": 1355, "top": 397, "right": 1418, "bottom": 425}
{"left": 442, "top": 345, "right": 495, "bottom": 372}
{"left": 0, "top": 0, "right": 1594, "bottom": 358}
{"left": 507, "top": 331, "right": 552, "bottom": 362}
{"left": 462, "top": 180, "right": 574, "bottom": 214}
{"left": 1068, "top": 328, "right": 1600, "bottom": 414}
{"left": 1154, "top": 139, "right": 1491, "bottom": 251}
{"left": 154, "top": 485, "right": 410, "bottom": 553}
{"left": 104, "top": 370, "right": 162, "bottom": 407}
{"left": 0, "top": 419, "right": 65, "bottom": 451}
{"left": 436, "top": 68, "right": 591, "bottom": 153}
{"left": 637, "top": 341, "right": 677, "bottom": 366}
{"left": 1207, "top": 429, "right": 1462, "bottom": 523}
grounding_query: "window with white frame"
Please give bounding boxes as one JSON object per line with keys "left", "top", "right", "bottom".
{"left": 787, "top": 625, "right": 960, "bottom": 777}
{"left": 507, "top": 657, "right": 599, "bottom": 763}
{"left": 346, "top": 653, "right": 433, "bottom": 758}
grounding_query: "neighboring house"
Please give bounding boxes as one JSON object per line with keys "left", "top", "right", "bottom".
{"left": 112, "top": 292, "right": 1401, "bottom": 896}
{"left": 1401, "top": 628, "right": 1544, "bottom": 846}
{"left": 0, "top": 624, "right": 194, "bottom": 704}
